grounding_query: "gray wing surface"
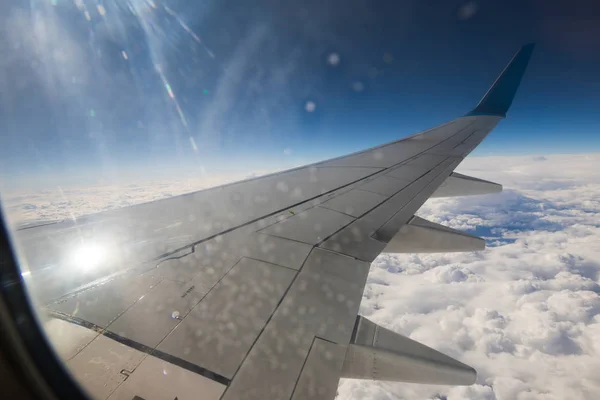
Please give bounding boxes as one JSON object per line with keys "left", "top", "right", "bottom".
{"left": 15, "top": 45, "right": 534, "bottom": 400}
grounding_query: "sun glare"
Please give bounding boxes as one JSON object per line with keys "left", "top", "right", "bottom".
{"left": 70, "top": 243, "right": 105, "bottom": 271}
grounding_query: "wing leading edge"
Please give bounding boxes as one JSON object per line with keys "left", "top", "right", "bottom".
{"left": 24, "top": 45, "right": 534, "bottom": 400}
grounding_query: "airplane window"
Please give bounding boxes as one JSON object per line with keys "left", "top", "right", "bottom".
{"left": 1, "top": 1, "right": 599, "bottom": 400}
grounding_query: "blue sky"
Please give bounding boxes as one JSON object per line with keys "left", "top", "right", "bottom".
{"left": 1, "top": 0, "right": 599, "bottom": 189}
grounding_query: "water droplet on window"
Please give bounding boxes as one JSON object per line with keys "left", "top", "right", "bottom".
{"left": 276, "top": 181, "right": 289, "bottom": 192}
{"left": 458, "top": 1, "right": 478, "bottom": 20}
{"left": 327, "top": 53, "right": 340, "bottom": 66}
{"left": 352, "top": 81, "right": 364, "bottom": 92}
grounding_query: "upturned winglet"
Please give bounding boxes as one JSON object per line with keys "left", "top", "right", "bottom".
{"left": 467, "top": 43, "right": 535, "bottom": 117}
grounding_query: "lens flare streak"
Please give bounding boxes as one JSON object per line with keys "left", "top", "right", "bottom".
{"left": 162, "top": 4, "right": 216, "bottom": 58}
{"left": 155, "top": 65, "right": 189, "bottom": 130}
{"left": 59, "top": 0, "right": 215, "bottom": 142}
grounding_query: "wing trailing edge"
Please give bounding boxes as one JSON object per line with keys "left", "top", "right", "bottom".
{"left": 467, "top": 43, "right": 535, "bottom": 117}
{"left": 342, "top": 316, "right": 476, "bottom": 385}
{"left": 431, "top": 172, "right": 502, "bottom": 198}
{"left": 380, "top": 216, "right": 485, "bottom": 253}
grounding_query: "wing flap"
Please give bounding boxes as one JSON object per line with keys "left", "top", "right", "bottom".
{"left": 108, "top": 351, "right": 227, "bottom": 400}
{"left": 156, "top": 257, "right": 297, "bottom": 379}
{"left": 107, "top": 278, "right": 207, "bottom": 349}
{"left": 291, "top": 338, "right": 347, "bottom": 400}
{"left": 382, "top": 216, "right": 485, "bottom": 253}
{"left": 50, "top": 271, "right": 163, "bottom": 328}
{"left": 44, "top": 318, "right": 227, "bottom": 400}
{"left": 341, "top": 316, "right": 476, "bottom": 385}
{"left": 221, "top": 248, "right": 370, "bottom": 400}
{"left": 432, "top": 172, "right": 502, "bottom": 198}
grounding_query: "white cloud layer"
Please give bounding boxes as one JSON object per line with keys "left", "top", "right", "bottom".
{"left": 2, "top": 153, "right": 599, "bottom": 399}
{"left": 338, "top": 153, "right": 600, "bottom": 400}
{"left": 1, "top": 171, "right": 269, "bottom": 228}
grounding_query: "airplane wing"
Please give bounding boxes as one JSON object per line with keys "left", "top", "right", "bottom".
{"left": 14, "top": 44, "right": 534, "bottom": 400}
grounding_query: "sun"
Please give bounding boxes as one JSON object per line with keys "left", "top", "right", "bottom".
{"left": 69, "top": 243, "right": 105, "bottom": 271}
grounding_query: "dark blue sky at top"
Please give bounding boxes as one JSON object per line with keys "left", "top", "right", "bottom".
{"left": 1, "top": 0, "right": 599, "bottom": 188}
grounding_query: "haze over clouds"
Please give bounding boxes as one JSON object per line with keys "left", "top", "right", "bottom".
{"left": 2, "top": 153, "right": 599, "bottom": 399}
{"left": 1, "top": 170, "right": 272, "bottom": 228}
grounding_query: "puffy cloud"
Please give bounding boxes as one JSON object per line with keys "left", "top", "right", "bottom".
{"left": 338, "top": 153, "right": 600, "bottom": 399}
